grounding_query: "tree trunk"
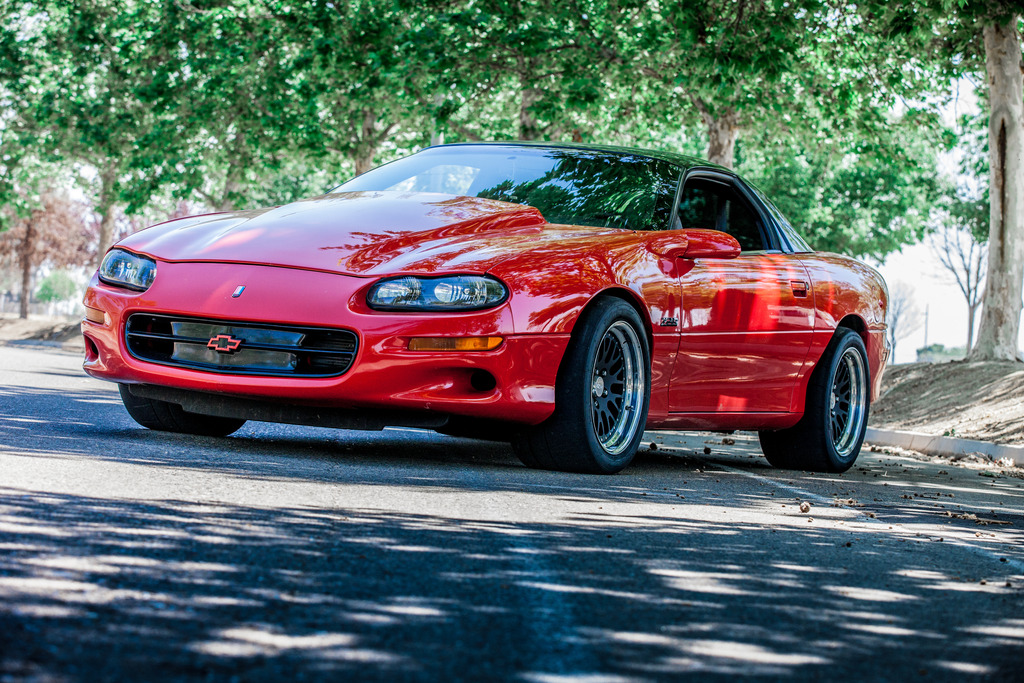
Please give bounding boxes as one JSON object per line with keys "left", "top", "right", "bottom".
{"left": 18, "top": 219, "right": 34, "bottom": 319}
{"left": 431, "top": 92, "right": 445, "bottom": 147}
{"left": 518, "top": 85, "right": 543, "bottom": 141}
{"left": 94, "top": 165, "right": 118, "bottom": 270}
{"left": 967, "top": 302, "right": 979, "bottom": 352}
{"left": 692, "top": 97, "right": 740, "bottom": 169}
{"left": 217, "top": 131, "right": 248, "bottom": 211}
{"left": 217, "top": 172, "right": 243, "bottom": 211}
{"left": 971, "top": 17, "right": 1024, "bottom": 361}
{"left": 705, "top": 112, "right": 740, "bottom": 169}
{"left": 354, "top": 108, "right": 379, "bottom": 176}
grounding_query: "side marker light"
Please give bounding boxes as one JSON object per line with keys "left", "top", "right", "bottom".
{"left": 408, "top": 337, "right": 503, "bottom": 352}
{"left": 84, "top": 306, "right": 107, "bottom": 325}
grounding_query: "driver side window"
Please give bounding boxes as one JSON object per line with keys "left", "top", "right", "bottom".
{"left": 677, "top": 177, "right": 765, "bottom": 251}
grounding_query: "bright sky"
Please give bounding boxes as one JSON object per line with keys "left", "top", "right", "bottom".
{"left": 876, "top": 243, "right": 1024, "bottom": 363}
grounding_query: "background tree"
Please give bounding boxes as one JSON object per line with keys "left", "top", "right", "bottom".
{"left": 284, "top": 0, "right": 437, "bottom": 176}
{"left": 0, "top": 188, "right": 92, "bottom": 318}
{"left": 886, "top": 281, "right": 924, "bottom": 364}
{"left": 738, "top": 121, "right": 943, "bottom": 259}
{"left": 611, "top": 0, "right": 946, "bottom": 259}
{"left": 127, "top": 0, "right": 321, "bottom": 210}
{"left": 864, "top": 1, "right": 1023, "bottom": 360}
{"left": 0, "top": 0, "right": 52, "bottom": 238}
{"left": 974, "top": 11, "right": 1023, "bottom": 360}
{"left": 632, "top": 1, "right": 944, "bottom": 170}
{"left": 36, "top": 269, "right": 79, "bottom": 304}
{"left": 28, "top": 0, "right": 172, "bottom": 265}
{"left": 930, "top": 116, "right": 989, "bottom": 353}
{"left": 931, "top": 220, "right": 987, "bottom": 352}
{"left": 0, "top": 0, "right": 1014, "bottom": 340}
{"left": 425, "top": 0, "right": 641, "bottom": 144}
{"left": 635, "top": 0, "right": 812, "bottom": 168}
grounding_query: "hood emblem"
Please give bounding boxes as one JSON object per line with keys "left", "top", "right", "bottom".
{"left": 208, "top": 334, "right": 244, "bottom": 354}
{"left": 232, "top": 285, "right": 246, "bottom": 298}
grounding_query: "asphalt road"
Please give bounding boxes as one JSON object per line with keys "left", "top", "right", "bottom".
{"left": 1, "top": 343, "right": 1022, "bottom": 682}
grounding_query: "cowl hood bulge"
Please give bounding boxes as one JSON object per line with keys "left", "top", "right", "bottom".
{"left": 116, "top": 191, "right": 614, "bottom": 276}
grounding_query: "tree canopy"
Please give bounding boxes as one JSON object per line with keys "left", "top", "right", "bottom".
{"left": 1, "top": 0, "right": 1021, "bottom": 348}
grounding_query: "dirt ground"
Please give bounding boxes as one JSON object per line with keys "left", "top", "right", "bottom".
{"left": 4, "top": 313, "right": 1023, "bottom": 447}
{"left": 870, "top": 360, "right": 1024, "bottom": 446}
{"left": 0, "top": 313, "right": 84, "bottom": 348}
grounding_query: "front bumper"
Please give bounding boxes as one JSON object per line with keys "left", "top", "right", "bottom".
{"left": 82, "top": 262, "right": 568, "bottom": 426}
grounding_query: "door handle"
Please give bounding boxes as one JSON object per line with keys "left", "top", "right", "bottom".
{"left": 791, "top": 280, "right": 809, "bottom": 298}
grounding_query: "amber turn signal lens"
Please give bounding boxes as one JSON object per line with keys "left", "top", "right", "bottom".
{"left": 84, "top": 306, "right": 107, "bottom": 325}
{"left": 408, "top": 336, "right": 503, "bottom": 352}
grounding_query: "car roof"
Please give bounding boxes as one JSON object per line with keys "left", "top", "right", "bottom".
{"left": 427, "top": 141, "right": 729, "bottom": 174}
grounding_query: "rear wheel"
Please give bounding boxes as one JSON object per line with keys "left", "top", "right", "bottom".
{"left": 758, "top": 328, "right": 869, "bottom": 473}
{"left": 512, "top": 298, "right": 650, "bottom": 474}
{"left": 118, "top": 384, "right": 246, "bottom": 437}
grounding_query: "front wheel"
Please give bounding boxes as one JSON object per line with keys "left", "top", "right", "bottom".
{"left": 512, "top": 298, "right": 651, "bottom": 474}
{"left": 759, "top": 328, "right": 870, "bottom": 473}
{"left": 118, "top": 384, "right": 246, "bottom": 437}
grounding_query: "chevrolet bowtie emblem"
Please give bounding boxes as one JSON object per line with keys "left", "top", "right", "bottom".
{"left": 208, "top": 334, "right": 244, "bottom": 354}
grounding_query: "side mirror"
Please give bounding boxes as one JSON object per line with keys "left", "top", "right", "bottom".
{"left": 647, "top": 229, "right": 741, "bottom": 260}
{"left": 680, "top": 229, "right": 741, "bottom": 259}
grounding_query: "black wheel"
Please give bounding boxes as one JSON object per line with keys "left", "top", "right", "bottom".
{"left": 512, "top": 298, "right": 650, "bottom": 474}
{"left": 759, "top": 328, "right": 870, "bottom": 472}
{"left": 118, "top": 384, "right": 246, "bottom": 437}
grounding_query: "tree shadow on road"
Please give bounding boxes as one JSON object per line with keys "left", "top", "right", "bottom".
{"left": 0, "top": 383, "right": 709, "bottom": 483}
{"left": 4, "top": 384, "right": 1024, "bottom": 680}
{"left": 1, "top": 484, "right": 1022, "bottom": 682}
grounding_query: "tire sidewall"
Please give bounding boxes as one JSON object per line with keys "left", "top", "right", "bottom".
{"left": 559, "top": 300, "right": 651, "bottom": 473}
{"left": 816, "top": 330, "right": 870, "bottom": 471}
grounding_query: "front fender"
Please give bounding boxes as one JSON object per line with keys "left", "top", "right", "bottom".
{"left": 488, "top": 236, "right": 678, "bottom": 336}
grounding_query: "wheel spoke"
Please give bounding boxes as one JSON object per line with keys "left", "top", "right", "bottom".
{"left": 829, "top": 347, "right": 867, "bottom": 459}
{"left": 589, "top": 321, "right": 645, "bottom": 454}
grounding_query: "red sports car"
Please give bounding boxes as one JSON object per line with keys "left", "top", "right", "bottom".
{"left": 82, "top": 142, "right": 889, "bottom": 474}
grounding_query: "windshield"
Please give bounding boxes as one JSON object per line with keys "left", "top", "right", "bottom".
{"left": 336, "top": 145, "right": 681, "bottom": 232}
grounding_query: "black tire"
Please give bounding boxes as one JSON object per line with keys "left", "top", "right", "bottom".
{"left": 118, "top": 384, "right": 246, "bottom": 437}
{"left": 512, "top": 298, "right": 651, "bottom": 474}
{"left": 758, "top": 328, "right": 870, "bottom": 473}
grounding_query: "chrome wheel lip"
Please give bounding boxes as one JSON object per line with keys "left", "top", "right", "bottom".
{"left": 830, "top": 346, "right": 868, "bottom": 459}
{"left": 590, "top": 321, "right": 645, "bottom": 455}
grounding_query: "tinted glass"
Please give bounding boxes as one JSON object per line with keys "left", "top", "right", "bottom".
{"left": 337, "top": 145, "right": 680, "bottom": 232}
{"left": 678, "top": 178, "right": 764, "bottom": 251}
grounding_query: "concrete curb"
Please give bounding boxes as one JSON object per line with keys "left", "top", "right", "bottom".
{"left": 865, "top": 427, "right": 1023, "bottom": 463}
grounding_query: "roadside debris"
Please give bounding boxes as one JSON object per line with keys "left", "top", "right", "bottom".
{"left": 944, "top": 511, "right": 1012, "bottom": 526}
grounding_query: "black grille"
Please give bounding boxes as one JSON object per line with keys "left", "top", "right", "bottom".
{"left": 125, "top": 314, "right": 358, "bottom": 377}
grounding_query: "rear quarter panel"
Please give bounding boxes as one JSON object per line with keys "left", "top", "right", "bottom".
{"left": 798, "top": 253, "right": 889, "bottom": 402}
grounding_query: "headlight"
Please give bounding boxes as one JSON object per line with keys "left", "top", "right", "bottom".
{"left": 367, "top": 275, "right": 508, "bottom": 311}
{"left": 98, "top": 249, "right": 157, "bottom": 292}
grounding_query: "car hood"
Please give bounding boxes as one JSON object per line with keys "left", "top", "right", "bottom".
{"left": 116, "top": 191, "right": 615, "bottom": 276}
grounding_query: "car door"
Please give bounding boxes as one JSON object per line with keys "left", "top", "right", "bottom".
{"left": 669, "top": 172, "right": 816, "bottom": 415}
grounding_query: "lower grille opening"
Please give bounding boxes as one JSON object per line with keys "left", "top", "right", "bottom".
{"left": 125, "top": 314, "right": 358, "bottom": 378}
